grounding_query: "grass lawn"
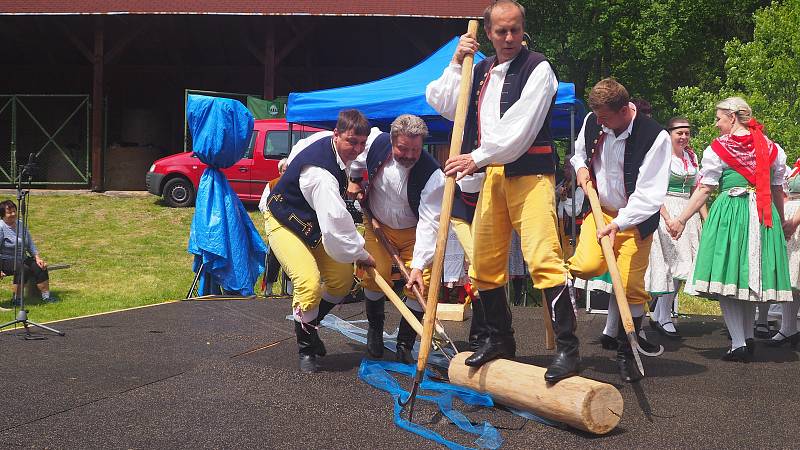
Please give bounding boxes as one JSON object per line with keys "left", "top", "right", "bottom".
{"left": 0, "top": 193, "right": 722, "bottom": 326}
{"left": 0, "top": 193, "right": 266, "bottom": 325}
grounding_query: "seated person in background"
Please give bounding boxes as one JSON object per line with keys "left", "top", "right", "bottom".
{"left": 0, "top": 199, "right": 56, "bottom": 304}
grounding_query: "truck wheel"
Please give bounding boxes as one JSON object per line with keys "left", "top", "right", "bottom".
{"left": 163, "top": 177, "right": 195, "bottom": 207}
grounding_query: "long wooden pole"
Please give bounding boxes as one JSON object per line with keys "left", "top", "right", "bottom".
{"left": 366, "top": 267, "right": 450, "bottom": 355}
{"left": 368, "top": 214, "right": 457, "bottom": 352}
{"left": 407, "top": 20, "right": 480, "bottom": 417}
{"left": 583, "top": 180, "right": 645, "bottom": 374}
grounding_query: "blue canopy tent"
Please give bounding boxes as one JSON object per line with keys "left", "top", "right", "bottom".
{"left": 286, "top": 36, "right": 585, "bottom": 141}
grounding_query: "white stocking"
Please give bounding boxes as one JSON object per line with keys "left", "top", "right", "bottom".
{"left": 657, "top": 292, "right": 677, "bottom": 332}
{"left": 776, "top": 299, "right": 800, "bottom": 338}
{"left": 719, "top": 298, "right": 746, "bottom": 350}
{"left": 603, "top": 293, "right": 620, "bottom": 337}
{"left": 742, "top": 302, "right": 756, "bottom": 341}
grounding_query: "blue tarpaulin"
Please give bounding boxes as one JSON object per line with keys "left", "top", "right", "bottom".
{"left": 287, "top": 36, "right": 585, "bottom": 140}
{"left": 186, "top": 94, "right": 267, "bottom": 296}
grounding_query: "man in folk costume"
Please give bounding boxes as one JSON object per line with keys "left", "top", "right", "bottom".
{"left": 349, "top": 114, "right": 474, "bottom": 363}
{"left": 427, "top": 0, "right": 579, "bottom": 383}
{"left": 670, "top": 97, "right": 792, "bottom": 362}
{"left": 266, "top": 109, "right": 376, "bottom": 373}
{"left": 259, "top": 158, "right": 289, "bottom": 296}
{"left": 570, "top": 78, "right": 671, "bottom": 382}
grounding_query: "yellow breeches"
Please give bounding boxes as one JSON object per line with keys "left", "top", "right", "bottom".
{"left": 265, "top": 212, "right": 354, "bottom": 313}
{"left": 470, "top": 166, "right": 567, "bottom": 290}
{"left": 567, "top": 209, "right": 653, "bottom": 305}
{"left": 360, "top": 217, "right": 474, "bottom": 297}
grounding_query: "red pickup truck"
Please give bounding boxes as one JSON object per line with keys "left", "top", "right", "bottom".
{"left": 146, "top": 119, "right": 323, "bottom": 207}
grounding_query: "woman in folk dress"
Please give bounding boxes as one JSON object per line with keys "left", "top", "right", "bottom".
{"left": 670, "top": 97, "right": 792, "bottom": 362}
{"left": 768, "top": 162, "right": 800, "bottom": 347}
{"left": 645, "top": 118, "right": 706, "bottom": 339}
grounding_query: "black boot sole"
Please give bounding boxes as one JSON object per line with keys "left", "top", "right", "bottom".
{"left": 465, "top": 343, "right": 516, "bottom": 367}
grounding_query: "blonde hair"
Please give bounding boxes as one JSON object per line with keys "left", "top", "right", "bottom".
{"left": 715, "top": 96, "right": 752, "bottom": 125}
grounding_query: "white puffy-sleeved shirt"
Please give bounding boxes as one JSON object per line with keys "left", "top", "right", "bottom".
{"left": 698, "top": 140, "right": 787, "bottom": 186}
{"left": 425, "top": 57, "right": 558, "bottom": 168}
{"left": 570, "top": 108, "right": 672, "bottom": 231}
{"left": 282, "top": 131, "right": 370, "bottom": 264}
{"left": 350, "top": 131, "right": 447, "bottom": 270}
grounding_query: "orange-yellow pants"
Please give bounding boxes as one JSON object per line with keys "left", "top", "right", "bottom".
{"left": 360, "top": 218, "right": 473, "bottom": 299}
{"left": 567, "top": 209, "right": 653, "bottom": 305}
{"left": 266, "top": 212, "right": 353, "bottom": 314}
{"left": 470, "top": 166, "right": 567, "bottom": 290}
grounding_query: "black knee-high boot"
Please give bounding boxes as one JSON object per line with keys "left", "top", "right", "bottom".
{"left": 543, "top": 285, "right": 581, "bottom": 382}
{"left": 311, "top": 300, "right": 337, "bottom": 357}
{"left": 468, "top": 292, "right": 489, "bottom": 351}
{"left": 295, "top": 319, "right": 322, "bottom": 373}
{"left": 396, "top": 308, "right": 424, "bottom": 364}
{"left": 511, "top": 278, "right": 526, "bottom": 306}
{"left": 465, "top": 287, "right": 516, "bottom": 367}
{"left": 365, "top": 298, "right": 385, "bottom": 358}
{"left": 616, "top": 316, "right": 644, "bottom": 382}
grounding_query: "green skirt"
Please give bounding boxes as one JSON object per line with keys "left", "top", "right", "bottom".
{"left": 690, "top": 184, "right": 792, "bottom": 302}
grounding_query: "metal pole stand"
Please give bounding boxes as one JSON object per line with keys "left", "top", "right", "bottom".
{"left": 0, "top": 156, "right": 64, "bottom": 338}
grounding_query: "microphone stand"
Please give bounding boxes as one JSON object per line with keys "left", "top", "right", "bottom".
{"left": 0, "top": 155, "right": 64, "bottom": 337}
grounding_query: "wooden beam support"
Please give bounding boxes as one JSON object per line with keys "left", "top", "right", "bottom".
{"left": 54, "top": 18, "right": 93, "bottom": 63}
{"left": 275, "top": 19, "right": 316, "bottom": 66}
{"left": 263, "top": 17, "right": 275, "bottom": 100}
{"left": 91, "top": 17, "right": 104, "bottom": 191}
{"left": 105, "top": 19, "right": 153, "bottom": 65}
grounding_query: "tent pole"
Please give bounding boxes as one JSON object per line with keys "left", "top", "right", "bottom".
{"left": 569, "top": 107, "right": 577, "bottom": 253}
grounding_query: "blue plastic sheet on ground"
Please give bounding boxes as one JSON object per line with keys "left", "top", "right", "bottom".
{"left": 359, "top": 359, "right": 502, "bottom": 450}
{"left": 186, "top": 94, "right": 266, "bottom": 296}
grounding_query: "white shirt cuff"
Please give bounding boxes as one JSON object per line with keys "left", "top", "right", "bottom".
{"left": 410, "top": 257, "right": 426, "bottom": 271}
{"left": 470, "top": 148, "right": 491, "bottom": 168}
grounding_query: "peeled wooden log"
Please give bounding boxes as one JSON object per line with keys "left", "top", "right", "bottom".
{"left": 448, "top": 352, "right": 623, "bottom": 434}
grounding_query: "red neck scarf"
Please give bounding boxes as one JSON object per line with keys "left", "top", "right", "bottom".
{"left": 710, "top": 118, "right": 777, "bottom": 227}
{"left": 790, "top": 158, "right": 800, "bottom": 179}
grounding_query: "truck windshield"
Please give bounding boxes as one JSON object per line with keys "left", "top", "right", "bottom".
{"left": 264, "top": 131, "right": 316, "bottom": 159}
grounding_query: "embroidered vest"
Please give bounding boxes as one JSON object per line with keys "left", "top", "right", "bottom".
{"left": 367, "top": 132, "right": 471, "bottom": 223}
{"left": 267, "top": 136, "right": 346, "bottom": 247}
{"left": 461, "top": 47, "right": 557, "bottom": 177}
{"left": 583, "top": 113, "right": 664, "bottom": 238}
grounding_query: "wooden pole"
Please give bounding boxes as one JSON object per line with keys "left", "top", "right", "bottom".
{"left": 449, "top": 352, "right": 623, "bottom": 434}
{"left": 367, "top": 267, "right": 425, "bottom": 336}
{"left": 90, "top": 17, "right": 104, "bottom": 191}
{"left": 414, "top": 18, "right": 480, "bottom": 388}
{"left": 368, "top": 214, "right": 456, "bottom": 350}
{"left": 583, "top": 180, "right": 646, "bottom": 371}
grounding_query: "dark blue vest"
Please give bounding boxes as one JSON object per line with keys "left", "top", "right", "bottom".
{"left": 583, "top": 112, "right": 664, "bottom": 238}
{"left": 366, "top": 132, "right": 472, "bottom": 223}
{"left": 461, "top": 48, "right": 557, "bottom": 177}
{"left": 267, "top": 136, "right": 346, "bottom": 247}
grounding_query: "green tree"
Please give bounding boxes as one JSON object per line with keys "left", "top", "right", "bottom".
{"left": 499, "top": 0, "right": 771, "bottom": 120}
{"left": 674, "top": 0, "right": 800, "bottom": 162}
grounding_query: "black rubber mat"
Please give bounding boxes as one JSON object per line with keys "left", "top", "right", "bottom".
{"left": 0, "top": 299, "right": 797, "bottom": 448}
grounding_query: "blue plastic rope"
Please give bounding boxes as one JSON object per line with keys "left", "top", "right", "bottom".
{"left": 359, "top": 359, "right": 503, "bottom": 450}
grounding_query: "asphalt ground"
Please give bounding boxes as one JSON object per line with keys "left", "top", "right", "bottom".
{"left": 1, "top": 298, "right": 797, "bottom": 449}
